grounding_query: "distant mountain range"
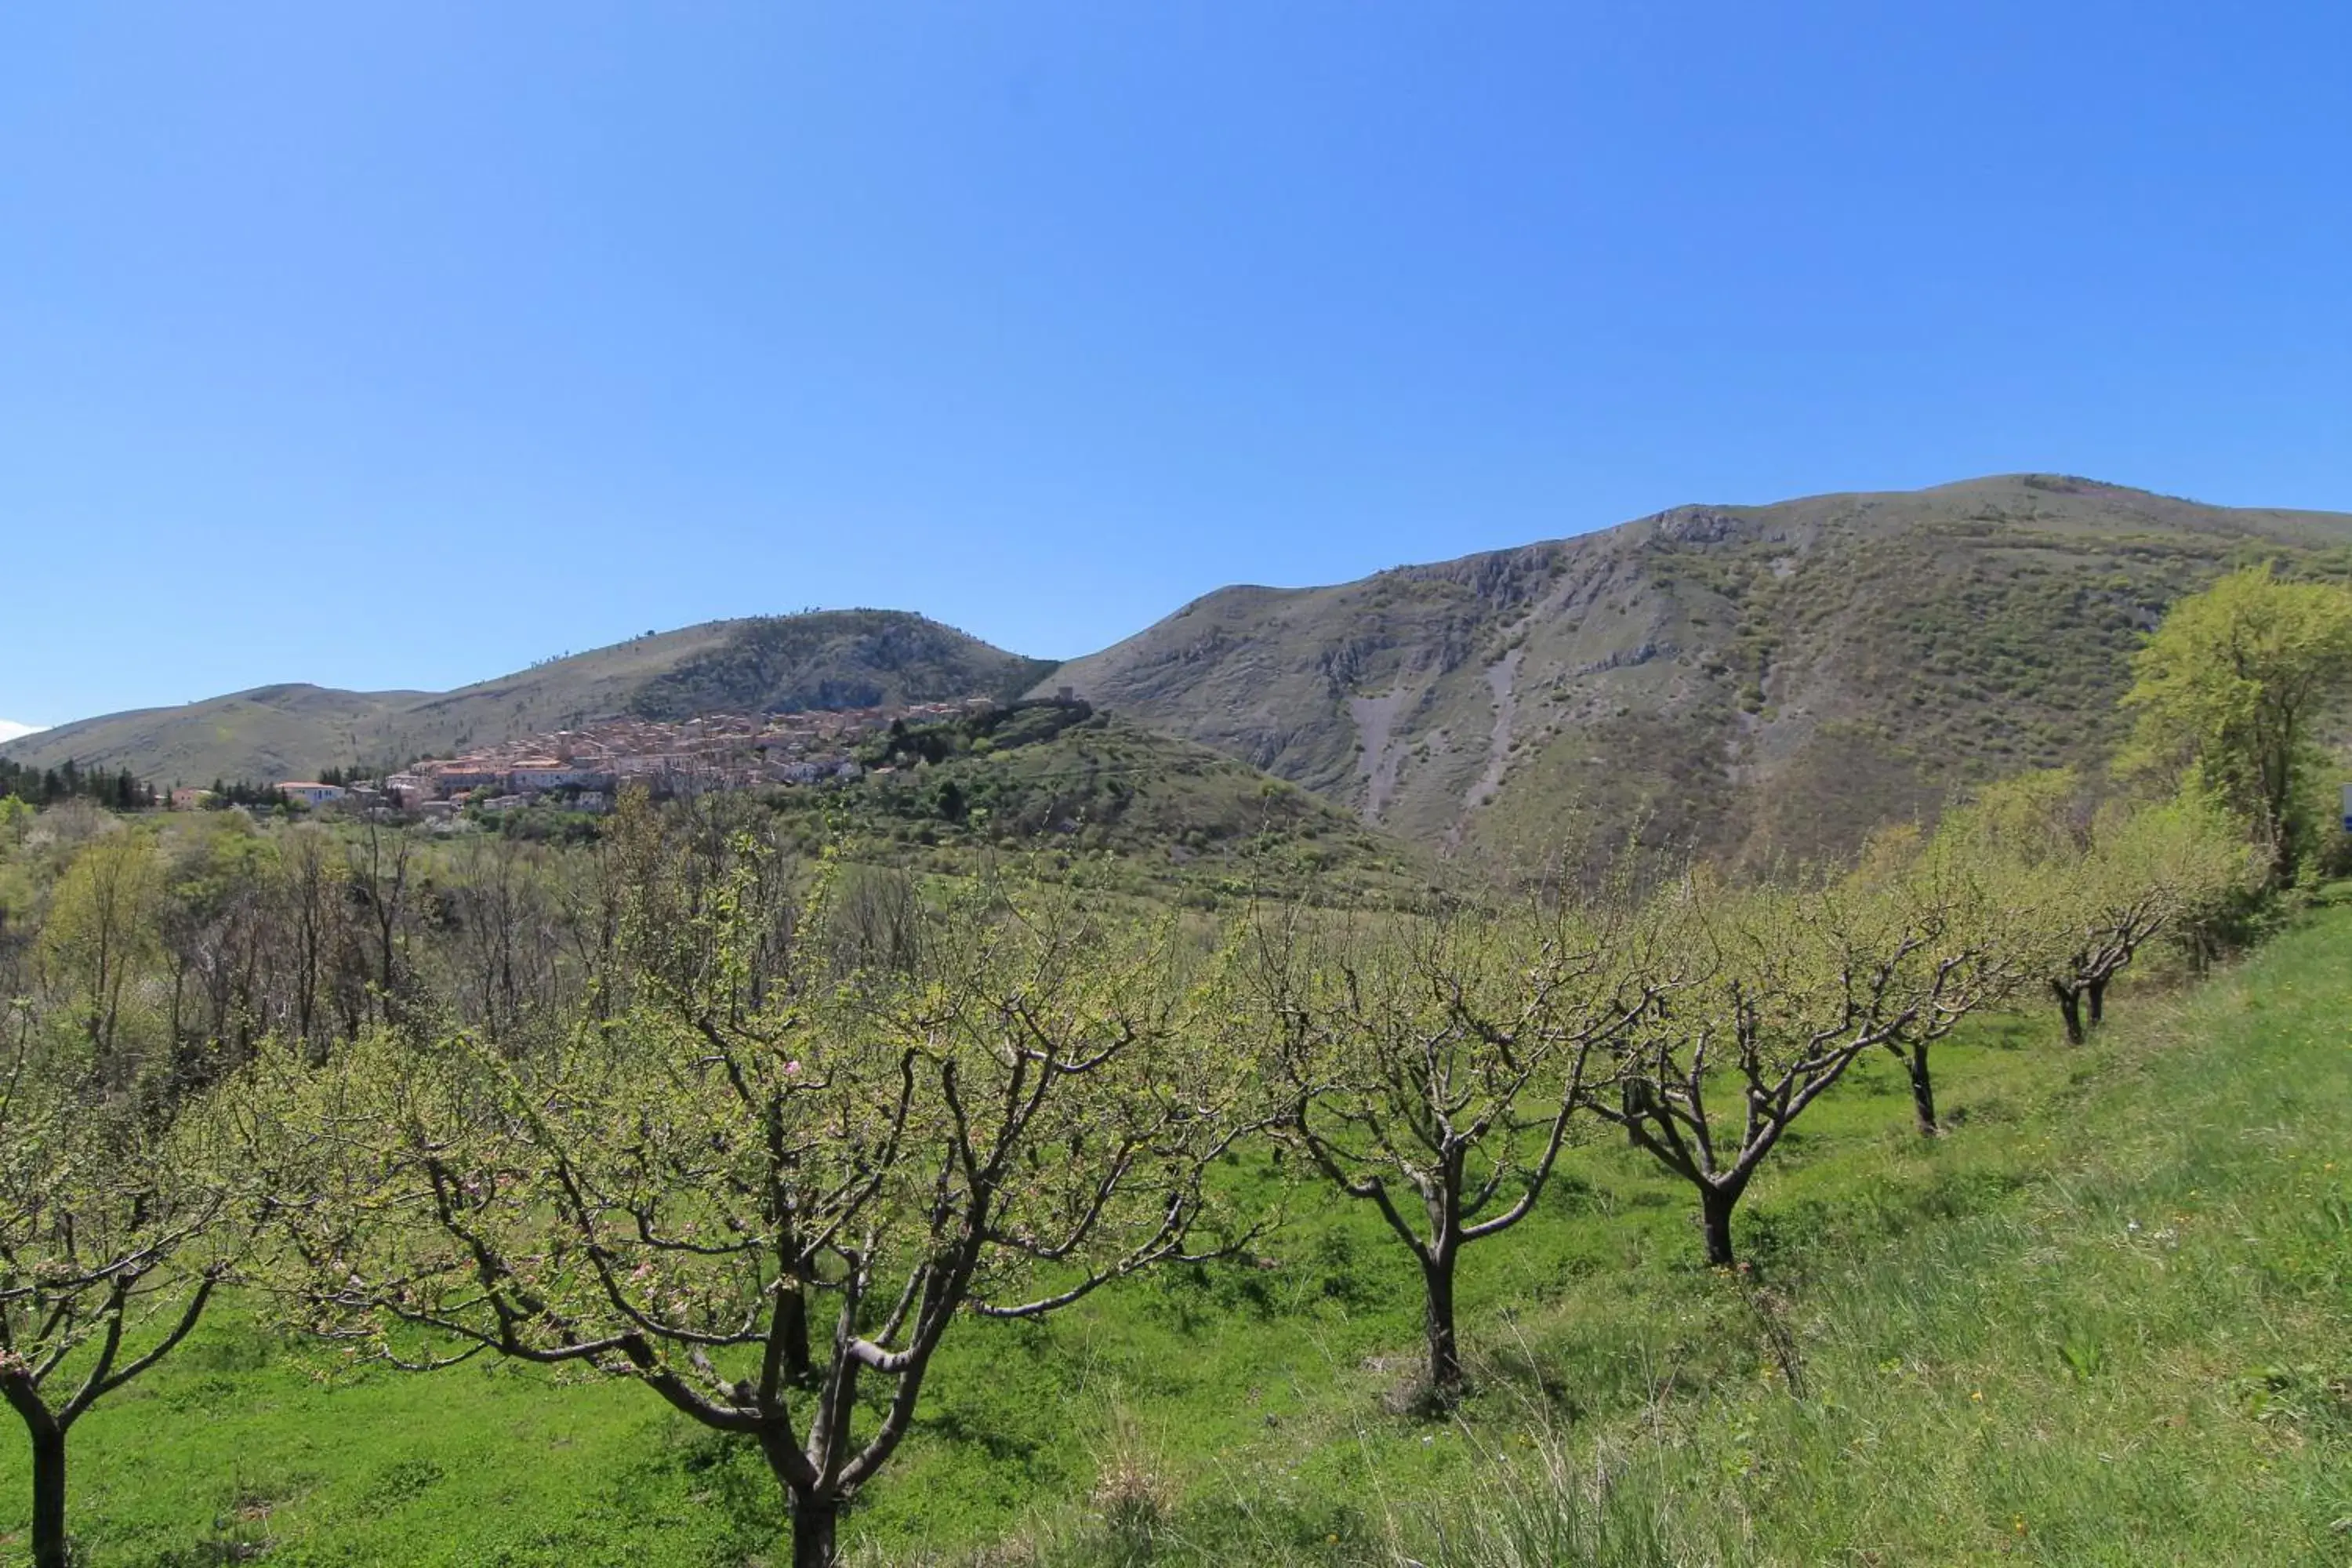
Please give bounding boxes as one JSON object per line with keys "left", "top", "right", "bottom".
{"left": 1, "top": 611, "right": 1051, "bottom": 789}
{"left": 14, "top": 476, "right": 2352, "bottom": 862}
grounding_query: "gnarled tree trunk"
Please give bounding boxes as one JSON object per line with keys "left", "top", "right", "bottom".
{"left": 2051, "top": 981, "right": 2085, "bottom": 1045}
{"left": 1421, "top": 1250, "right": 1464, "bottom": 1399}
{"left": 1904, "top": 1041, "right": 1940, "bottom": 1135}
{"left": 1700, "top": 1181, "right": 1741, "bottom": 1268}
{"left": 777, "top": 1285, "right": 813, "bottom": 1385}
{"left": 790, "top": 1491, "right": 841, "bottom": 1568}
{"left": 28, "top": 1421, "right": 67, "bottom": 1568}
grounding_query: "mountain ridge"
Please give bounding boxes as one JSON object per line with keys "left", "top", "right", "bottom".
{"left": 16, "top": 476, "right": 2352, "bottom": 865}
{"left": 1036, "top": 474, "right": 2352, "bottom": 865}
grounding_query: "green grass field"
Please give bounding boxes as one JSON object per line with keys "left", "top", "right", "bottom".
{"left": 9, "top": 904, "right": 2350, "bottom": 1566}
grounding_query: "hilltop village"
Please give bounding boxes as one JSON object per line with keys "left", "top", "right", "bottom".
{"left": 262, "top": 698, "right": 997, "bottom": 819}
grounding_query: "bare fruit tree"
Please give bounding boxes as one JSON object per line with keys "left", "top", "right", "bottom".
{"left": 1594, "top": 856, "right": 2007, "bottom": 1266}
{"left": 1951, "top": 772, "right": 2253, "bottom": 1044}
{"left": 1857, "top": 829, "right": 2034, "bottom": 1135}
{"left": 259, "top": 866, "right": 1254, "bottom": 1568}
{"left": 0, "top": 1000, "right": 243, "bottom": 1568}
{"left": 1232, "top": 896, "right": 1657, "bottom": 1403}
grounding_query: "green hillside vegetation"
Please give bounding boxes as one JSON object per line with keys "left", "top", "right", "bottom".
{"left": 0, "top": 683, "right": 434, "bottom": 796}
{"left": 1049, "top": 475, "right": 2352, "bottom": 866}
{"left": 0, "top": 612, "right": 1046, "bottom": 786}
{"left": 758, "top": 702, "right": 1427, "bottom": 903}
{"left": 625, "top": 614, "right": 1058, "bottom": 720}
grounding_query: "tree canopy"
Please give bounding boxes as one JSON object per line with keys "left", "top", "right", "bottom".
{"left": 2121, "top": 565, "right": 2352, "bottom": 884}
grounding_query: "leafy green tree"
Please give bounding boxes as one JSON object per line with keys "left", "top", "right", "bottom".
{"left": 1230, "top": 898, "right": 1656, "bottom": 1403}
{"left": 2122, "top": 565, "right": 2352, "bottom": 885}
{"left": 260, "top": 872, "right": 1253, "bottom": 1568}
{"left": 0, "top": 1001, "right": 244, "bottom": 1568}
{"left": 38, "top": 831, "right": 162, "bottom": 1063}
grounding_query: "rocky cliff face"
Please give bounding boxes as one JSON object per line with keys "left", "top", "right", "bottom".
{"left": 1044, "top": 476, "right": 2352, "bottom": 867}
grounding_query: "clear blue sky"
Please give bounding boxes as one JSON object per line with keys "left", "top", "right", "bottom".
{"left": 5, "top": 2, "right": 2348, "bottom": 729}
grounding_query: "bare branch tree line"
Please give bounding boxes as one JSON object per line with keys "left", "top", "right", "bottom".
{"left": 0, "top": 775, "right": 2256, "bottom": 1566}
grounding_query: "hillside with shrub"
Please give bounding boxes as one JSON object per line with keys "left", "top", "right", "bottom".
{"left": 0, "top": 760, "right": 2340, "bottom": 1566}
{"left": 758, "top": 699, "right": 1428, "bottom": 902}
{"left": 19, "top": 893, "right": 2340, "bottom": 1566}
{"left": 1048, "top": 474, "right": 2352, "bottom": 866}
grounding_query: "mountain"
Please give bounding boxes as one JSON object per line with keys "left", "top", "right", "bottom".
{"left": 2, "top": 612, "right": 1054, "bottom": 786}
{"left": 22, "top": 477, "right": 2352, "bottom": 868}
{"left": 1041, "top": 475, "right": 2352, "bottom": 866}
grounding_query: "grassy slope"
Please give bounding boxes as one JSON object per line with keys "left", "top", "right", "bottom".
{"left": 0, "top": 685, "right": 433, "bottom": 790}
{"left": 9, "top": 905, "right": 2349, "bottom": 1566}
